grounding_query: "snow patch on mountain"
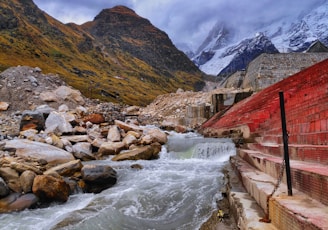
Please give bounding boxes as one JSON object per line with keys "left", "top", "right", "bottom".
{"left": 199, "top": 48, "right": 235, "bottom": 76}
{"left": 192, "top": 0, "right": 328, "bottom": 76}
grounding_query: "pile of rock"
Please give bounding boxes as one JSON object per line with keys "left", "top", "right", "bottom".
{"left": 138, "top": 87, "right": 246, "bottom": 130}
{"left": 0, "top": 103, "right": 168, "bottom": 213}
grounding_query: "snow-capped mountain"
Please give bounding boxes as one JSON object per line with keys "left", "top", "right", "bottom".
{"left": 192, "top": 0, "right": 328, "bottom": 76}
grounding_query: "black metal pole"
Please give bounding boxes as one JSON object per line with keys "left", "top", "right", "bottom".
{"left": 279, "top": 91, "right": 293, "bottom": 196}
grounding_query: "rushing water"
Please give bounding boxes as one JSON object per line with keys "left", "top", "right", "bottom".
{"left": 0, "top": 132, "right": 236, "bottom": 230}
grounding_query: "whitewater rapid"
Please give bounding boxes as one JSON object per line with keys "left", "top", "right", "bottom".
{"left": 0, "top": 132, "right": 236, "bottom": 230}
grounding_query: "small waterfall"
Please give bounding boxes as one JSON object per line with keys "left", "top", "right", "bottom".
{"left": 163, "top": 131, "right": 236, "bottom": 161}
{"left": 191, "top": 141, "right": 236, "bottom": 161}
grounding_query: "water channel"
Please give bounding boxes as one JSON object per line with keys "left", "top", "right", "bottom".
{"left": 0, "top": 132, "right": 236, "bottom": 230}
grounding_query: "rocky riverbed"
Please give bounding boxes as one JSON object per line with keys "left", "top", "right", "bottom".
{"left": 0, "top": 66, "right": 238, "bottom": 229}
{"left": 0, "top": 66, "right": 172, "bottom": 213}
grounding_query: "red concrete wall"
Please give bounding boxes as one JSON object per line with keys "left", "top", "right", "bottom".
{"left": 203, "top": 58, "right": 328, "bottom": 140}
{"left": 202, "top": 58, "right": 328, "bottom": 163}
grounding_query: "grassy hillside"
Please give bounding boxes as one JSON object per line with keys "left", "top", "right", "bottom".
{"left": 0, "top": 1, "right": 204, "bottom": 106}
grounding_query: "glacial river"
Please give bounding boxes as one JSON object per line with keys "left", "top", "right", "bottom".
{"left": 0, "top": 132, "right": 236, "bottom": 230}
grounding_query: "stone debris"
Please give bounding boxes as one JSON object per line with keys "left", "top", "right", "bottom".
{"left": 138, "top": 87, "right": 247, "bottom": 129}
{"left": 0, "top": 66, "right": 170, "bottom": 213}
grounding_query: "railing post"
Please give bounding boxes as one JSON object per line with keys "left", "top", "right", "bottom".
{"left": 279, "top": 91, "right": 293, "bottom": 196}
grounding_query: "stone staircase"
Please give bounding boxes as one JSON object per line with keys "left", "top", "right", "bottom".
{"left": 201, "top": 59, "right": 328, "bottom": 229}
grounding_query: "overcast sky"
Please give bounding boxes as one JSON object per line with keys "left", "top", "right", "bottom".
{"left": 33, "top": 0, "right": 323, "bottom": 51}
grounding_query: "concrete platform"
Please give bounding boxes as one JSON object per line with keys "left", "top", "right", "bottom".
{"left": 230, "top": 155, "right": 328, "bottom": 230}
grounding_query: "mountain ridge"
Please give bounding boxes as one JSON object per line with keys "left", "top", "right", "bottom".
{"left": 0, "top": 1, "right": 205, "bottom": 106}
{"left": 191, "top": 0, "right": 328, "bottom": 76}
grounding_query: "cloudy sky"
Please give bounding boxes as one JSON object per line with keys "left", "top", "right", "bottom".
{"left": 33, "top": 0, "right": 322, "bottom": 51}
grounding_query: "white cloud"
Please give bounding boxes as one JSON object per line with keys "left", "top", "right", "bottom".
{"left": 33, "top": 0, "right": 323, "bottom": 51}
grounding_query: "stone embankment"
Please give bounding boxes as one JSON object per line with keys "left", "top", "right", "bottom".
{"left": 200, "top": 59, "right": 328, "bottom": 229}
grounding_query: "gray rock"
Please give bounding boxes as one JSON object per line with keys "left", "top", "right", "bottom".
{"left": 0, "top": 177, "right": 9, "bottom": 198}
{"left": 4, "top": 139, "right": 75, "bottom": 165}
{"left": 107, "top": 125, "right": 121, "bottom": 142}
{"left": 27, "top": 76, "right": 38, "bottom": 86}
{"left": 6, "top": 193, "right": 39, "bottom": 212}
{"left": 34, "top": 104, "right": 55, "bottom": 117}
{"left": 54, "top": 86, "right": 85, "bottom": 105}
{"left": 123, "top": 134, "right": 138, "bottom": 146}
{"left": 72, "top": 142, "right": 95, "bottom": 161}
{"left": 20, "top": 110, "right": 45, "bottom": 132}
{"left": 81, "top": 165, "right": 117, "bottom": 193}
{"left": 58, "top": 104, "right": 69, "bottom": 112}
{"left": 45, "top": 111, "right": 73, "bottom": 134}
{"left": 61, "top": 135, "right": 89, "bottom": 143}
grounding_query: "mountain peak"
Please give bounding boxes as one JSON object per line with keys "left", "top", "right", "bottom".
{"left": 193, "top": 0, "right": 328, "bottom": 76}
{"left": 0, "top": 1, "right": 204, "bottom": 106}
{"left": 95, "top": 5, "right": 141, "bottom": 21}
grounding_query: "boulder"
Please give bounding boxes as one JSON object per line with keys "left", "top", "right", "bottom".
{"left": 91, "top": 138, "right": 105, "bottom": 148}
{"left": 0, "top": 167, "right": 21, "bottom": 193}
{"left": 81, "top": 164, "right": 117, "bottom": 193}
{"left": 45, "top": 111, "right": 73, "bottom": 134}
{"left": 44, "top": 160, "right": 83, "bottom": 177}
{"left": 111, "top": 143, "right": 162, "bottom": 161}
{"left": 19, "top": 110, "right": 45, "bottom": 132}
{"left": 6, "top": 193, "right": 39, "bottom": 212}
{"left": 61, "top": 135, "right": 90, "bottom": 143}
{"left": 107, "top": 125, "right": 121, "bottom": 142}
{"left": 143, "top": 128, "right": 168, "bottom": 144}
{"left": 82, "top": 113, "right": 105, "bottom": 124}
{"left": 125, "top": 105, "right": 140, "bottom": 114}
{"left": 58, "top": 104, "right": 69, "bottom": 112}
{"left": 4, "top": 139, "right": 75, "bottom": 165}
{"left": 39, "top": 91, "right": 57, "bottom": 102}
{"left": 0, "top": 193, "right": 38, "bottom": 213}
{"left": 34, "top": 104, "right": 55, "bottom": 117}
{"left": 9, "top": 161, "right": 42, "bottom": 175}
{"left": 32, "top": 175, "right": 70, "bottom": 202}
{"left": 0, "top": 177, "right": 9, "bottom": 198}
{"left": 123, "top": 134, "right": 138, "bottom": 146}
{"left": 73, "top": 126, "right": 87, "bottom": 134}
{"left": 140, "top": 135, "right": 152, "bottom": 145}
{"left": 72, "top": 142, "right": 95, "bottom": 161}
{"left": 98, "top": 141, "right": 126, "bottom": 156}
{"left": 45, "top": 133, "right": 64, "bottom": 149}
{"left": 0, "top": 193, "right": 20, "bottom": 213}
{"left": 54, "top": 86, "right": 85, "bottom": 105}
{"left": 19, "top": 129, "right": 39, "bottom": 140}
{"left": 0, "top": 102, "right": 9, "bottom": 111}
{"left": 114, "top": 120, "right": 143, "bottom": 132}
{"left": 127, "top": 130, "right": 142, "bottom": 139}
{"left": 20, "top": 170, "right": 37, "bottom": 193}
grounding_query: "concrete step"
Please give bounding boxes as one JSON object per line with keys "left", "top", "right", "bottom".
{"left": 238, "top": 148, "right": 328, "bottom": 205}
{"left": 224, "top": 164, "right": 278, "bottom": 230}
{"left": 247, "top": 142, "right": 328, "bottom": 164}
{"left": 230, "top": 156, "right": 328, "bottom": 230}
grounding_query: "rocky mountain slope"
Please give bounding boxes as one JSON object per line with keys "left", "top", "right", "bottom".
{"left": 0, "top": 1, "right": 204, "bottom": 106}
{"left": 192, "top": 0, "right": 328, "bottom": 76}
